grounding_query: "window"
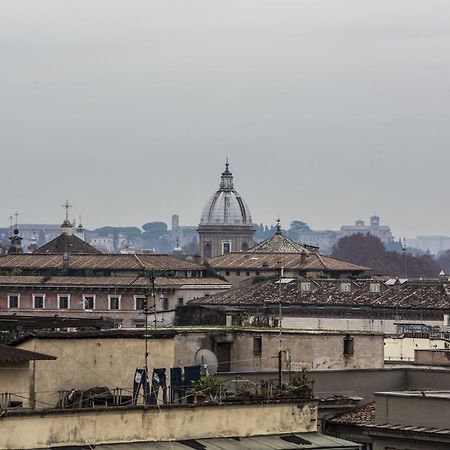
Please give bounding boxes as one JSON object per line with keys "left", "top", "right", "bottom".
{"left": 343, "top": 335, "right": 354, "bottom": 356}
{"left": 241, "top": 241, "right": 249, "bottom": 251}
{"left": 133, "top": 320, "right": 145, "bottom": 328}
{"left": 177, "top": 297, "right": 184, "bottom": 306}
{"left": 33, "top": 294, "right": 45, "bottom": 309}
{"left": 222, "top": 242, "right": 231, "bottom": 254}
{"left": 225, "top": 271, "right": 230, "bottom": 276}
{"left": 369, "top": 282, "right": 380, "bottom": 293}
{"left": 253, "top": 336, "right": 262, "bottom": 356}
{"left": 300, "top": 282, "right": 311, "bottom": 292}
{"left": 8, "top": 294, "right": 19, "bottom": 309}
{"left": 58, "top": 295, "right": 70, "bottom": 309}
{"left": 161, "top": 297, "right": 169, "bottom": 311}
{"left": 256, "top": 271, "right": 260, "bottom": 276}
{"left": 236, "top": 271, "right": 241, "bottom": 276}
{"left": 83, "top": 295, "right": 95, "bottom": 310}
{"left": 203, "top": 241, "right": 212, "bottom": 258}
{"left": 340, "top": 282, "right": 351, "bottom": 293}
{"left": 135, "top": 296, "right": 146, "bottom": 311}
{"left": 246, "top": 271, "right": 250, "bottom": 276}
{"left": 109, "top": 295, "right": 121, "bottom": 310}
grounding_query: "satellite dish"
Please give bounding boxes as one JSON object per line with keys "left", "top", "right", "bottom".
{"left": 195, "top": 348, "right": 219, "bottom": 375}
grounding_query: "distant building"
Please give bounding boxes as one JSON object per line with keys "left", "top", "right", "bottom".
{"left": 338, "top": 215, "right": 393, "bottom": 244}
{"left": 406, "top": 235, "right": 450, "bottom": 256}
{"left": 169, "top": 214, "right": 198, "bottom": 250}
{"left": 206, "top": 223, "right": 369, "bottom": 287}
{"left": 198, "top": 161, "right": 254, "bottom": 258}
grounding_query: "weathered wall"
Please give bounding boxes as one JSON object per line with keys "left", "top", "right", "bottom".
{"left": 376, "top": 393, "right": 450, "bottom": 429}
{"left": 0, "top": 361, "right": 30, "bottom": 407}
{"left": 282, "top": 316, "right": 444, "bottom": 334}
{"left": 414, "top": 349, "right": 450, "bottom": 366}
{"left": 385, "top": 337, "right": 450, "bottom": 361}
{"left": 18, "top": 338, "right": 175, "bottom": 407}
{"left": 173, "top": 331, "right": 384, "bottom": 372}
{"left": 405, "top": 367, "right": 450, "bottom": 390}
{"left": 0, "top": 402, "right": 316, "bottom": 449}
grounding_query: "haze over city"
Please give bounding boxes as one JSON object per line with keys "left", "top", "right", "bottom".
{"left": 2, "top": 0, "right": 450, "bottom": 236}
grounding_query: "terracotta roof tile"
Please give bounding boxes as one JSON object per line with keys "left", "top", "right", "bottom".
{"left": 190, "top": 278, "right": 450, "bottom": 309}
{"left": 330, "top": 402, "right": 376, "bottom": 425}
{"left": 208, "top": 252, "right": 369, "bottom": 272}
{"left": 0, "top": 254, "right": 202, "bottom": 271}
{"left": 0, "top": 275, "right": 229, "bottom": 288}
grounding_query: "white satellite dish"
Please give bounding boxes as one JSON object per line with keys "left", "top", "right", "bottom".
{"left": 195, "top": 348, "right": 219, "bottom": 375}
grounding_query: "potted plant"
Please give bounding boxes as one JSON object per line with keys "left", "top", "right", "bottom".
{"left": 188, "top": 376, "right": 225, "bottom": 403}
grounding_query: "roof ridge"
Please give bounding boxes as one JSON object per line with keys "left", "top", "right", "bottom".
{"left": 133, "top": 253, "right": 146, "bottom": 268}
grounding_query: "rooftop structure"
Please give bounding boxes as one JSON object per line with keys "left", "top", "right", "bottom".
{"left": 187, "top": 277, "right": 450, "bottom": 333}
{"left": 198, "top": 161, "right": 255, "bottom": 258}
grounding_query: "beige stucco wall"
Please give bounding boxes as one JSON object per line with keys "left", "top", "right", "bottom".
{"left": 384, "top": 337, "right": 450, "bottom": 361}
{"left": 0, "top": 401, "right": 317, "bottom": 449}
{"left": 173, "top": 330, "right": 384, "bottom": 371}
{"left": 18, "top": 338, "right": 175, "bottom": 407}
{"left": 0, "top": 361, "right": 30, "bottom": 407}
{"left": 283, "top": 316, "right": 444, "bottom": 334}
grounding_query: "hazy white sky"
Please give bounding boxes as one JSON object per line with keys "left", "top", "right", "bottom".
{"left": 1, "top": 0, "right": 450, "bottom": 238}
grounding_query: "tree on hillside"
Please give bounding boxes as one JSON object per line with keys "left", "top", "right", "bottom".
{"left": 332, "top": 233, "right": 441, "bottom": 278}
{"left": 437, "top": 250, "right": 450, "bottom": 275}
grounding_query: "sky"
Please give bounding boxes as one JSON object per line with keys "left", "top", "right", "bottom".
{"left": 1, "top": 0, "right": 450, "bottom": 238}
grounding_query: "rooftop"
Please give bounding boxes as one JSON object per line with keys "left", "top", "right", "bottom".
{"left": 330, "top": 402, "right": 376, "bottom": 426}
{"left": 87, "top": 433, "right": 360, "bottom": 450}
{"left": 12, "top": 326, "right": 381, "bottom": 344}
{"left": 0, "top": 344, "right": 56, "bottom": 362}
{"left": 34, "top": 233, "right": 101, "bottom": 255}
{"left": 208, "top": 252, "right": 369, "bottom": 272}
{"left": 0, "top": 275, "right": 230, "bottom": 288}
{"left": 0, "top": 253, "right": 202, "bottom": 271}
{"left": 190, "top": 278, "right": 450, "bottom": 310}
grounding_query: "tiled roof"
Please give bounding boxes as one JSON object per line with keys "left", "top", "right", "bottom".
{"left": 0, "top": 275, "right": 229, "bottom": 288}
{"left": 330, "top": 402, "right": 376, "bottom": 425}
{"left": 190, "top": 278, "right": 450, "bottom": 310}
{"left": 208, "top": 252, "right": 369, "bottom": 272}
{"left": 0, "top": 344, "right": 56, "bottom": 362}
{"left": 0, "top": 254, "right": 202, "bottom": 271}
{"left": 34, "top": 234, "right": 101, "bottom": 255}
{"left": 248, "top": 234, "right": 309, "bottom": 253}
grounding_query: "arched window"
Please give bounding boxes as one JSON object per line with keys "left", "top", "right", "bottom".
{"left": 204, "top": 241, "right": 212, "bottom": 258}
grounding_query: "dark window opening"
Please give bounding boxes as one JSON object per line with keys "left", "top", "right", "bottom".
{"left": 241, "top": 241, "right": 249, "bottom": 251}
{"left": 225, "top": 271, "right": 230, "bottom": 276}
{"left": 178, "top": 297, "right": 184, "bottom": 306}
{"left": 246, "top": 271, "right": 250, "bottom": 276}
{"left": 34, "top": 295, "right": 44, "bottom": 309}
{"left": 236, "top": 271, "right": 241, "bottom": 276}
{"left": 8, "top": 295, "right": 19, "bottom": 308}
{"left": 203, "top": 241, "right": 212, "bottom": 258}
{"left": 109, "top": 296, "right": 120, "bottom": 310}
{"left": 253, "top": 336, "right": 262, "bottom": 356}
{"left": 344, "top": 335, "right": 354, "bottom": 356}
{"left": 135, "top": 297, "right": 146, "bottom": 310}
{"left": 84, "top": 296, "right": 94, "bottom": 310}
{"left": 162, "top": 297, "right": 169, "bottom": 311}
{"left": 59, "top": 296, "right": 69, "bottom": 309}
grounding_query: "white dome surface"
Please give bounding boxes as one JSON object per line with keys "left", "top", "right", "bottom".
{"left": 200, "top": 163, "right": 252, "bottom": 226}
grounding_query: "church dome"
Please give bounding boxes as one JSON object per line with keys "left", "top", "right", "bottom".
{"left": 200, "top": 162, "right": 252, "bottom": 226}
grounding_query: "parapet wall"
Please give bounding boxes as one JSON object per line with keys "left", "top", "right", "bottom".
{"left": 0, "top": 401, "right": 316, "bottom": 449}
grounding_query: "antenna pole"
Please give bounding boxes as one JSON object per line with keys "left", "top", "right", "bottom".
{"left": 278, "top": 264, "right": 283, "bottom": 388}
